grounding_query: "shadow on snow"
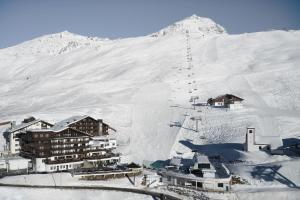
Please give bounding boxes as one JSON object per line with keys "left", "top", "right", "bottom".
{"left": 179, "top": 140, "right": 244, "bottom": 162}
{"left": 251, "top": 165, "right": 299, "bottom": 188}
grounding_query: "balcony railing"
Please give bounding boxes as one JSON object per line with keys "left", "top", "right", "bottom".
{"left": 51, "top": 140, "right": 88, "bottom": 145}
{"left": 44, "top": 153, "right": 120, "bottom": 165}
{"left": 45, "top": 157, "right": 83, "bottom": 164}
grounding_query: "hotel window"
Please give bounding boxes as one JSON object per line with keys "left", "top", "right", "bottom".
{"left": 218, "top": 183, "right": 223, "bottom": 188}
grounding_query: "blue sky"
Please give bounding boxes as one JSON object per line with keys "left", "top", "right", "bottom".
{"left": 0, "top": 0, "right": 300, "bottom": 48}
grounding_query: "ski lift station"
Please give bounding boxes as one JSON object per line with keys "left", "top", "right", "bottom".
{"left": 159, "top": 153, "right": 231, "bottom": 192}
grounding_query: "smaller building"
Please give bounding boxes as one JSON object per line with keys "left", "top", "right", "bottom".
{"left": 0, "top": 156, "right": 30, "bottom": 172}
{"left": 207, "top": 94, "right": 244, "bottom": 110}
{"left": 244, "top": 128, "right": 283, "bottom": 154}
{"left": 160, "top": 153, "right": 231, "bottom": 192}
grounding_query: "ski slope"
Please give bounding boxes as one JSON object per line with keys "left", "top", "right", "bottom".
{"left": 0, "top": 15, "right": 300, "bottom": 165}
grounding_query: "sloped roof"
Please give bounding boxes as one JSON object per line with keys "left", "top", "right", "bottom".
{"left": 28, "top": 126, "right": 69, "bottom": 133}
{"left": 193, "top": 153, "right": 210, "bottom": 164}
{"left": 27, "top": 127, "right": 92, "bottom": 137}
{"left": 213, "top": 94, "right": 244, "bottom": 102}
{"left": 51, "top": 115, "right": 90, "bottom": 131}
{"left": 52, "top": 115, "right": 117, "bottom": 133}
{"left": 170, "top": 157, "right": 182, "bottom": 166}
{"left": 8, "top": 119, "right": 52, "bottom": 133}
{"left": 127, "top": 162, "right": 141, "bottom": 168}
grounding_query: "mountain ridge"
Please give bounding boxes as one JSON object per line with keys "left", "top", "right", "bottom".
{"left": 1, "top": 15, "right": 227, "bottom": 55}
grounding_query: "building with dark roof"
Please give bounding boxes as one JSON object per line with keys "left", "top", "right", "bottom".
{"left": 207, "top": 94, "right": 244, "bottom": 110}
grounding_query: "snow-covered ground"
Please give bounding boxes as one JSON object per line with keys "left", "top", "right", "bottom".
{"left": 1, "top": 15, "right": 300, "bottom": 199}
{"left": 0, "top": 187, "right": 152, "bottom": 200}
{"left": 0, "top": 173, "right": 138, "bottom": 187}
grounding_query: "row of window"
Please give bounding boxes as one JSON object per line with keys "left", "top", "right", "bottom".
{"left": 52, "top": 144, "right": 77, "bottom": 148}
{"left": 51, "top": 138, "right": 89, "bottom": 143}
{"left": 167, "top": 177, "right": 224, "bottom": 188}
{"left": 51, "top": 149, "right": 76, "bottom": 154}
{"left": 33, "top": 133, "right": 50, "bottom": 138}
{"left": 75, "top": 126, "right": 96, "bottom": 129}
{"left": 49, "top": 164, "right": 73, "bottom": 171}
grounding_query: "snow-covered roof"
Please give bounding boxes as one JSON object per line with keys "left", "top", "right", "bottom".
{"left": 8, "top": 119, "right": 42, "bottom": 133}
{"left": 213, "top": 94, "right": 244, "bottom": 102}
{"left": 28, "top": 126, "right": 69, "bottom": 133}
{"left": 28, "top": 127, "right": 92, "bottom": 138}
{"left": 51, "top": 115, "right": 89, "bottom": 131}
{"left": 170, "top": 157, "right": 182, "bottom": 166}
{"left": 162, "top": 167, "right": 229, "bottom": 180}
{"left": 193, "top": 153, "right": 210, "bottom": 164}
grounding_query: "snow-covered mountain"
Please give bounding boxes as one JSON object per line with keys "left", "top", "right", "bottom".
{"left": 151, "top": 15, "right": 226, "bottom": 36}
{"left": 0, "top": 15, "right": 300, "bottom": 165}
{"left": 1, "top": 31, "right": 110, "bottom": 57}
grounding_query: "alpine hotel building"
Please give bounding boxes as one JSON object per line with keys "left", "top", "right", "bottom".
{"left": 17, "top": 116, "right": 120, "bottom": 172}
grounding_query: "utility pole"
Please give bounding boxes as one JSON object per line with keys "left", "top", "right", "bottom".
{"left": 190, "top": 116, "right": 201, "bottom": 132}
{"left": 134, "top": 174, "right": 136, "bottom": 186}
{"left": 190, "top": 96, "right": 199, "bottom": 110}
